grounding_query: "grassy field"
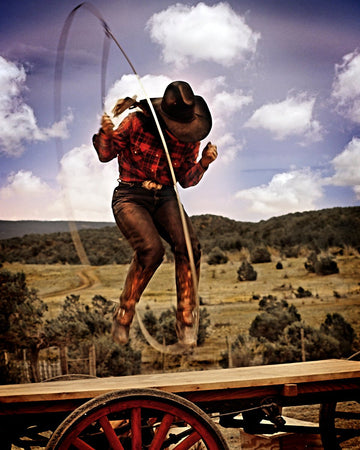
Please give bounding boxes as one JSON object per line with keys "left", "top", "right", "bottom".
{"left": 4, "top": 255, "right": 360, "bottom": 449}
{"left": 4, "top": 253, "right": 360, "bottom": 365}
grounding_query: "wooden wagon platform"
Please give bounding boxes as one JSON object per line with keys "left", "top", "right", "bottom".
{"left": 1, "top": 359, "right": 359, "bottom": 449}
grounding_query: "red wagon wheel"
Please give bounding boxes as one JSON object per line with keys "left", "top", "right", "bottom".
{"left": 46, "top": 388, "right": 229, "bottom": 450}
{"left": 319, "top": 401, "right": 360, "bottom": 449}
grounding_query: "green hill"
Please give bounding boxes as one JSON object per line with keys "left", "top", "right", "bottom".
{"left": 0, "top": 207, "right": 359, "bottom": 265}
{"left": 0, "top": 220, "right": 113, "bottom": 239}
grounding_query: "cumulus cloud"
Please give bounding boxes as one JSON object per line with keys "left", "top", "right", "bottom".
{"left": 235, "top": 168, "right": 324, "bottom": 217}
{"left": 330, "top": 137, "right": 360, "bottom": 198}
{"left": 56, "top": 144, "right": 117, "bottom": 221}
{"left": 332, "top": 49, "right": 360, "bottom": 123}
{"left": 197, "top": 77, "right": 251, "bottom": 164}
{"left": 103, "top": 73, "right": 172, "bottom": 126}
{"left": 0, "top": 170, "right": 58, "bottom": 220}
{"left": 244, "top": 93, "right": 322, "bottom": 143}
{"left": 0, "top": 145, "right": 117, "bottom": 221}
{"left": 212, "top": 88, "right": 253, "bottom": 118}
{"left": 0, "top": 56, "right": 71, "bottom": 157}
{"left": 146, "top": 2, "right": 260, "bottom": 68}
{"left": 215, "top": 133, "right": 245, "bottom": 164}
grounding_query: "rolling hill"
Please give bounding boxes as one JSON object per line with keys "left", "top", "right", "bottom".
{"left": 0, "top": 207, "right": 359, "bottom": 265}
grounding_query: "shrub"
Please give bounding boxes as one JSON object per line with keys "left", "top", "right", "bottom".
{"left": 316, "top": 257, "right": 339, "bottom": 275}
{"left": 207, "top": 247, "right": 228, "bottom": 265}
{"left": 249, "top": 298, "right": 301, "bottom": 342}
{"left": 134, "top": 307, "right": 210, "bottom": 347}
{"left": 237, "top": 261, "right": 257, "bottom": 281}
{"left": 305, "top": 252, "right": 339, "bottom": 275}
{"left": 320, "top": 313, "right": 356, "bottom": 357}
{"left": 295, "top": 286, "right": 312, "bottom": 298}
{"left": 250, "top": 247, "right": 271, "bottom": 264}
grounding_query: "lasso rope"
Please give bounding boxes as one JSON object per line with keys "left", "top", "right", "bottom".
{"left": 55, "top": 2, "right": 199, "bottom": 353}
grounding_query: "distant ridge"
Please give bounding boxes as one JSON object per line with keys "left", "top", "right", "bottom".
{"left": 0, "top": 220, "right": 114, "bottom": 240}
{"left": 1, "top": 207, "right": 359, "bottom": 265}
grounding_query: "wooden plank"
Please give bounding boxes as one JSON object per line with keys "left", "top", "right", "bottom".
{"left": 240, "top": 416, "right": 323, "bottom": 449}
{"left": 241, "top": 430, "right": 323, "bottom": 450}
{"left": 0, "top": 359, "right": 359, "bottom": 405}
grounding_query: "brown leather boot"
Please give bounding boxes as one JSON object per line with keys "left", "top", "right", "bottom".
{"left": 176, "top": 308, "right": 198, "bottom": 347}
{"left": 111, "top": 304, "right": 135, "bottom": 345}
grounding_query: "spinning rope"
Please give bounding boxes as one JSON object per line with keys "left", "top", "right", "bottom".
{"left": 55, "top": 2, "right": 200, "bottom": 354}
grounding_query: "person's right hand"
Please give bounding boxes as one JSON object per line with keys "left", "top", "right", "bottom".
{"left": 101, "top": 113, "right": 114, "bottom": 136}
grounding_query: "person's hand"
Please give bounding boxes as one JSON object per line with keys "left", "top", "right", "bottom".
{"left": 200, "top": 142, "right": 218, "bottom": 169}
{"left": 101, "top": 113, "right": 114, "bottom": 136}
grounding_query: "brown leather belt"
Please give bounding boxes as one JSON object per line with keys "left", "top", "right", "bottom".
{"left": 119, "top": 180, "right": 171, "bottom": 191}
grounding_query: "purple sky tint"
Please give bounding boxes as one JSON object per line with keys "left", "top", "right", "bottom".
{"left": 1, "top": 0, "right": 360, "bottom": 222}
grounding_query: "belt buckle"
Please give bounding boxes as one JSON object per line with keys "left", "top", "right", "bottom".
{"left": 142, "top": 180, "right": 162, "bottom": 190}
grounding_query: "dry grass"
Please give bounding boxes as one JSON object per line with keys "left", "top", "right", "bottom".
{"left": 4, "top": 255, "right": 360, "bottom": 449}
{"left": 4, "top": 254, "right": 360, "bottom": 359}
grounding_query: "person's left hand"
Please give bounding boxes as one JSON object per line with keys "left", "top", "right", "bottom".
{"left": 200, "top": 142, "right": 218, "bottom": 169}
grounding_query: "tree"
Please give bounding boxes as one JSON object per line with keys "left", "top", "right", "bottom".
{"left": 249, "top": 297, "right": 301, "bottom": 342}
{"left": 227, "top": 297, "right": 354, "bottom": 368}
{"left": 135, "top": 306, "right": 210, "bottom": 347}
{"left": 220, "top": 334, "right": 263, "bottom": 368}
{"left": 44, "top": 294, "right": 141, "bottom": 377}
{"left": 45, "top": 295, "right": 89, "bottom": 350}
{"left": 0, "top": 269, "right": 48, "bottom": 382}
{"left": 320, "top": 313, "right": 355, "bottom": 357}
{"left": 273, "top": 322, "right": 341, "bottom": 363}
{"left": 86, "top": 335, "right": 141, "bottom": 377}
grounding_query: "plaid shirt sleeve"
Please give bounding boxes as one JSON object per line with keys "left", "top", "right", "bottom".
{"left": 93, "top": 112, "right": 207, "bottom": 187}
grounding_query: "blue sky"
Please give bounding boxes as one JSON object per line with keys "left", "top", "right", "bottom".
{"left": 1, "top": 0, "right": 360, "bottom": 222}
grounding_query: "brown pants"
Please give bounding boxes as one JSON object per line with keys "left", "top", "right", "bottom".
{"left": 112, "top": 183, "right": 201, "bottom": 326}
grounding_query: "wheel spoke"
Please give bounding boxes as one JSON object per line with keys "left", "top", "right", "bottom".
{"left": 172, "top": 431, "right": 201, "bottom": 450}
{"left": 149, "top": 413, "right": 174, "bottom": 450}
{"left": 99, "top": 416, "right": 125, "bottom": 450}
{"left": 72, "top": 437, "right": 96, "bottom": 450}
{"left": 47, "top": 389, "right": 229, "bottom": 450}
{"left": 131, "top": 407, "right": 142, "bottom": 450}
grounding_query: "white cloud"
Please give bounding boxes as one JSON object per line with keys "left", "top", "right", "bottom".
{"left": 200, "top": 76, "right": 227, "bottom": 94}
{"left": 235, "top": 168, "right": 324, "bottom": 217}
{"left": 212, "top": 88, "right": 252, "bottom": 118}
{"left": 104, "top": 73, "right": 172, "bottom": 126}
{"left": 56, "top": 144, "right": 117, "bottom": 221}
{"left": 332, "top": 50, "right": 360, "bottom": 123}
{"left": 244, "top": 93, "right": 322, "bottom": 143}
{"left": 0, "top": 170, "right": 58, "bottom": 220}
{"left": 200, "top": 79, "right": 251, "bottom": 164}
{"left": 330, "top": 137, "right": 360, "bottom": 198}
{"left": 215, "top": 132, "right": 245, "bottom": 164}
{"left": 0, "top": 146, "right": 117, "bottom": 221}
{"left": 0, "top": 56, "right": 71, "bottom": 157}
{"left": 146, "top": 2, "right": 260, "bottom": 68}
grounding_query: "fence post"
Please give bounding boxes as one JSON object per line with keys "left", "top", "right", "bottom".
{"left": 60, "top": 346, "right": 68, "bottom": 375}
{"left": 89, "top": 344, "right": 96, "bottom": 377}
{"left": 301, "top": 327, "right": 306, "bottom": 362}
{"left": 23, "top": 349, "right": 30, "bottom": 383}
{"left": 226, "top": 336, "right": 233, "bottom": 368}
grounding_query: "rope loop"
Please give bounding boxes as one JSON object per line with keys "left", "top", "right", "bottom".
{"left": 55, "top": 3, "right": 200, "bottom": 354}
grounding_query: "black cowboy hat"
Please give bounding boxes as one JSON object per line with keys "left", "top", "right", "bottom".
{"left": 150, "top": 81, "right": 212, "bottom": 143}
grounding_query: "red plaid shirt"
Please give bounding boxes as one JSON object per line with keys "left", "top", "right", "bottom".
{"left": 93, "top": 111, "right": 206, "bottom": 188}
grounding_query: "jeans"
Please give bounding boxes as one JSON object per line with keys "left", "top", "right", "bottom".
{"left": 112, "top": 183, "right": 201, "bottom": 326}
